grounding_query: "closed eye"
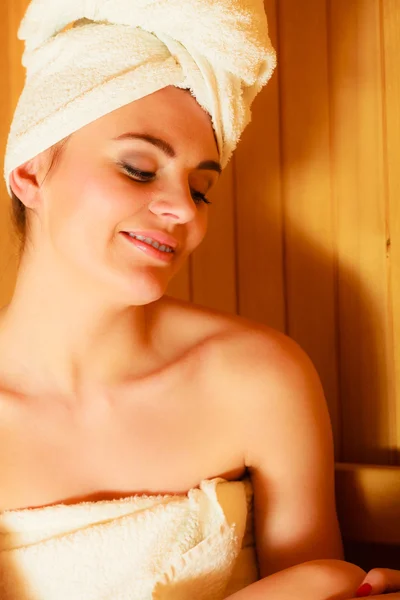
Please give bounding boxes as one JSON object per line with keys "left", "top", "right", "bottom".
{"left": 118, "top": 163, "right": 212, "bottom": 205}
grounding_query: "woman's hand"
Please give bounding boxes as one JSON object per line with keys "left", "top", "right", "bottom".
{"left": 355, "top": 569, "right": 400, "bottom": 596}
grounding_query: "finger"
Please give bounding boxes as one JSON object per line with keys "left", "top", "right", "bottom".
{"left": 359, "top": 568, "right": 400, "bottom": 595}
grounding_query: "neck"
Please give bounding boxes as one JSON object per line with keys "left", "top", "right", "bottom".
{"left": 0, "top": 253, "right": 164, "bottom": 400}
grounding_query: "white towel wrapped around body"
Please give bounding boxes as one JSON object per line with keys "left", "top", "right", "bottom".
{"left": 0, "top": 477, "right": 258, "bottom": 600}
{"left": 3, "top": 0, "right": 276, "bottom": 196}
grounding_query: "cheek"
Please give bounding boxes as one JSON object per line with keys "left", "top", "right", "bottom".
{"left": 46, "top": 174, "right": 129, "bottom": 269}
{"left": 51, "top": 164, "right": 140, "bottom": 234}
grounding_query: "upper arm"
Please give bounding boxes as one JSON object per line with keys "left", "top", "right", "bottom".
{"left": 227, "top": 328, "right": 344, "bottom": 578}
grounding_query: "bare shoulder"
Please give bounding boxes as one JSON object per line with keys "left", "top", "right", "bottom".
{"left": 161, "top": 294, "right": 307, "bottom": 362}
{"left": 190, "top": 302, "right": 332, "bottom": 460}
{"left": 162, "top": 293, "right": 334, "bottom": 458}
{"left": 158, "top": 294, "right": 248, "bottom": 342}
{"left": 159, "top": 297, "right": 334, "bottom": 466}
{"left": 159, "top": 294, "right": 312, "bottom": 384}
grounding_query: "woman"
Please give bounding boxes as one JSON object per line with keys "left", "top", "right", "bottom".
{"left": 0, "top": 0, "right": 398, "bottom": 598}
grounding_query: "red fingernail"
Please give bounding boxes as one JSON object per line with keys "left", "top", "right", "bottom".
{"left": 355, "top": 583, "right": 372, "bottom": 597}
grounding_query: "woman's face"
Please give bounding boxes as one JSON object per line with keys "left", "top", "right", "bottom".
{"left": 22, "top": 86, "right": 221, "bottom": 305}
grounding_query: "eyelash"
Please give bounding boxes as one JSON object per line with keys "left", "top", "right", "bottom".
{"left": 119, "top": 163, "right": 212, "bottom": 205}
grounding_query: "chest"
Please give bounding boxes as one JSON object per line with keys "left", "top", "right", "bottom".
{"left": 0, "top": 367, "right": 243, "bottom": 511}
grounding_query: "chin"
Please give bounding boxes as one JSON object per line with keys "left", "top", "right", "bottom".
{"left": 84, "top": 250, "right": 175, "bottom": 306}
{"left": 116, "top": 269, "right": 169, "bottom": 307}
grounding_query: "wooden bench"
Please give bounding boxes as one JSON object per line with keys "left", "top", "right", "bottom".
{"left": 335, "top": 463, "right": 400, "bottom": 570}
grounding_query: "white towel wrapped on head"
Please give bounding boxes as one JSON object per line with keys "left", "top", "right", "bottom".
{"left": 3, "top": 0, "right": 276, "bottom": 197}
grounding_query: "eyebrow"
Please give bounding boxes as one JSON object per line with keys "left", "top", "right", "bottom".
{"left": 113, "top": 132, "right": 222, "bottom": 175}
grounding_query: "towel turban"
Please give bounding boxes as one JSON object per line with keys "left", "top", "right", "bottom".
{"left": 3, "top": 0, "right": 276, "bottom": 197}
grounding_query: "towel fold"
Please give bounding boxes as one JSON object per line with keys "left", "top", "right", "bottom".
{"left": 0, "top": 477, "right": 258, "bottom": 600}
{"left": 4, "top": 0, "right": 276, "bottom": 196}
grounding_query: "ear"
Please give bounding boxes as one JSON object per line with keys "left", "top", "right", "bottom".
{"left": 9, "top": 155, "right": 45, "bottom": 209}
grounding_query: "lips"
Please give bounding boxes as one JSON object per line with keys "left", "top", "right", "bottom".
{"left": 121, "top": 232, "right": 176, "bottom": 263}
{"left": 122, "top": 230, "right": 178, "bottom": 251}
{"left": 125, "top": 233, "right": 174, "bottom": 253}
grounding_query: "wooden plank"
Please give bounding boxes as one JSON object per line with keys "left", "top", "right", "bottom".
{"left": 0, "top": 0, "right": 20, "bottom": 309}
{"left": 191, "top": 161, "right": 237, "bottom": 313}
{"left": 0, "top": 0, "right": 11, "bottom": 187}
{"left": 277, "top": 0, "right": 340, "bottom": 452}
{"left": 234, "top": 0, "right": 285, "bottom": 332}
{"left": 328, "top": 0, "right": 396, "bottom": 463}
{"left": 335, "top": 463, "right": 400, "bottom": 545}
{"left": 381, "top": 0, "right": 400, "bottom": 461}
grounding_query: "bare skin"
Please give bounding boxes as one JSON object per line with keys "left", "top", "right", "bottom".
{"left": 0, "top": 296, "right": 248, "bottom": 511}
{"left": 0, "top": 85, "right": 381, "bottom": 599}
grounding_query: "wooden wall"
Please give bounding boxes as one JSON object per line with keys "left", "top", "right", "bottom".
{"left": 1, "top": 0, "right": 400, "bottom": 466}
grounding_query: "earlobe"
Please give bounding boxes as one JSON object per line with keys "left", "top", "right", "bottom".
{"left": 9, "top": 159, "right": 41, "bottom": 208}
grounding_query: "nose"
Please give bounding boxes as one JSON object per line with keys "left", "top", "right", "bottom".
{"left": 148, "top": 184, "right": 199, "bottom": 224}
